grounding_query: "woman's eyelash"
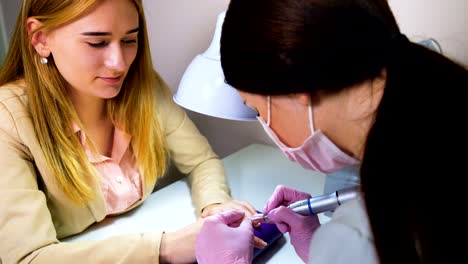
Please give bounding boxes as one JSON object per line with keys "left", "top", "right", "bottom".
{"left": 87, "top": 41, "right": 107, "bottom": 48}
{"left": 122, "top": 39, "right": 137, "bottom": 44}
{"left": 87, "top": 39, "right": 137, "bottom": 48}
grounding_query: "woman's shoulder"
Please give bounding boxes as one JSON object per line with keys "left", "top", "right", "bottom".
{"left": 312, "top": 198, "right": 374, "bottom": 249}
{"left": 326, "top": 198, "right": 372, "bottom": 239}
{"left": 0, "top": 80, "right": 29, "bottom": 111}
{"left": 0, "top": 80, "right": 31, "bottom": 136}
{"left": 309, "top": 199, "right": 379, "bottom": 263}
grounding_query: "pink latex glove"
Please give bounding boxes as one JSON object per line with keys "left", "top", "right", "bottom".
{"left": 195, "top": 210, "right": 254, "bottom": 264}
{"left": 264, "top": 185, "right": 321, "bottom": 263}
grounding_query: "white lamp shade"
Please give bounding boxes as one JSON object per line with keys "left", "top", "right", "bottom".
{"left": 173, "top": 11, "right": 257, "bottom": 121}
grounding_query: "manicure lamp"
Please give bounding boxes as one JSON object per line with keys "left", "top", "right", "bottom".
{"left": 173, "top": 11, "right": 257, "bottom": 121}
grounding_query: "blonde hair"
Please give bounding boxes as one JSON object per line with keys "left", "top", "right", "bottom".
{"left": 0, "top": 0, "right": 167, "bottom": 204}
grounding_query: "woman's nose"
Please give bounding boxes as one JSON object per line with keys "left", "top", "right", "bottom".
{"left": 104, "top": 45, "right": 127, "bottom": 72}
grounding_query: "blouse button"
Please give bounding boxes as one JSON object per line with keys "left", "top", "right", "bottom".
{"left": 116, "top": 176, "right": 123, "bottom": 184}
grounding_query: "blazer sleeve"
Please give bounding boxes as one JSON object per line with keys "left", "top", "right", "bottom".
{"left": 155, "top": 79, "right": 232, "bottom": 213}
{"left": 0, "top": 101, "right": 163, "bottom": 264}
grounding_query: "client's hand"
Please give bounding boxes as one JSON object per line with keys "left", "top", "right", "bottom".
{"left": 264, "top": 185, "right": 321, "bottom": 263}
{"left": 201, "top": 199, "right": 256, "bottom": 219}
{"left": 159, "top": 217, "right": 205, "bottom": 263}
{"left": 196, "top": 210, "right": 254, "bottom": 264}
{"left": 201, "top": 200, "right": 266, "bottom": 249}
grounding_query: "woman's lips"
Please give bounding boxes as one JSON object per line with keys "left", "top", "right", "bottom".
{"left": 99, "top": 76, "right": 122, "bottom": 84}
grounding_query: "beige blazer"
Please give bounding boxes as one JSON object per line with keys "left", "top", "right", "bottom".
{"left": 0, "top": 80, "right": 232, "bottom": 264}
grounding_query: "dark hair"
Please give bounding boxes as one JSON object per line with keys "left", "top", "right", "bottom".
{"left": 221, "top": 0, "right": 400, "bottom": 95}
{"left": 221, "top": 0, "right": 468, "bottom": 263}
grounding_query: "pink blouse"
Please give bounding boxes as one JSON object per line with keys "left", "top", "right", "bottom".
{"left": 73, "top": 124, "right": 142, "bottom": 215}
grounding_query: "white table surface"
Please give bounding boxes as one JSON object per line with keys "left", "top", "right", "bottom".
{"left": 63, "top": 143, "right": 327, "bottom": 263}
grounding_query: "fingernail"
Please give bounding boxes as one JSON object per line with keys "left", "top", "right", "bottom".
{"left": 250, "top": 213, "right": 265, "bottom": 222}
{"left": 259, "top": 240, "right": 268, "bottom": 248}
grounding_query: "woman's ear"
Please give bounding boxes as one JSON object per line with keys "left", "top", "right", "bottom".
{"left": 26, "top": 17, "right": 51, "bottom": 58}
{"left": 295, "top": 93, "right": 311, "bottom": 106}
{"left": 370, "top": 68, "right": 387, "bottom": 96}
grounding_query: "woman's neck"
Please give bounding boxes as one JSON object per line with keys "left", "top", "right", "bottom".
{"left": 71, "top": 95, "right": 107, "bottom": 127}
{"left": 69, "top": 92, "right": 115, "bottom": 155}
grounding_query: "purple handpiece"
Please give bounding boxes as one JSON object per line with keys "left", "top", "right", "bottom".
{"left": 253, "top": 212, "right": 283, "bottom": 259}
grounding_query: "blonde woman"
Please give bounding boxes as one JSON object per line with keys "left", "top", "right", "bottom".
{"left": 0, "top": 0, "right": 258, "bottom": 263}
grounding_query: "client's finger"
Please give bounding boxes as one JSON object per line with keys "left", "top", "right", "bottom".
{"left": 253, "top": 236, "right": 267, "bottom": 249}
{"left": 217, "top": 210, "right": 246, "bottom": 225}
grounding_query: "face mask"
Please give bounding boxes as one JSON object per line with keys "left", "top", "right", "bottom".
{"left": 257, "top": 96, "right": 359, "bottom": 174}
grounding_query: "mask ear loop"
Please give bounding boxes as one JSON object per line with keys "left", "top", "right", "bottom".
{"left": 308, "top": 103, "right": 315, "bottom": 133}
{"left": 266, "top": 95, "right": 271, "bottom": 126}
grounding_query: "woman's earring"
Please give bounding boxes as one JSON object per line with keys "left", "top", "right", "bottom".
{"left": 40, "top": 57, "right": 48, "bottom": 64}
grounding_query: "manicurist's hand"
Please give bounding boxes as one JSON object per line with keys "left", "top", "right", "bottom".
{"left": 264, "top": 185, "right": 321, "bottom": 262}
{"left": 196, "top": 210, "right": 254, "bottom": 264}
{"left": 201, "top": 199, "right": 267, "bottom": 248}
